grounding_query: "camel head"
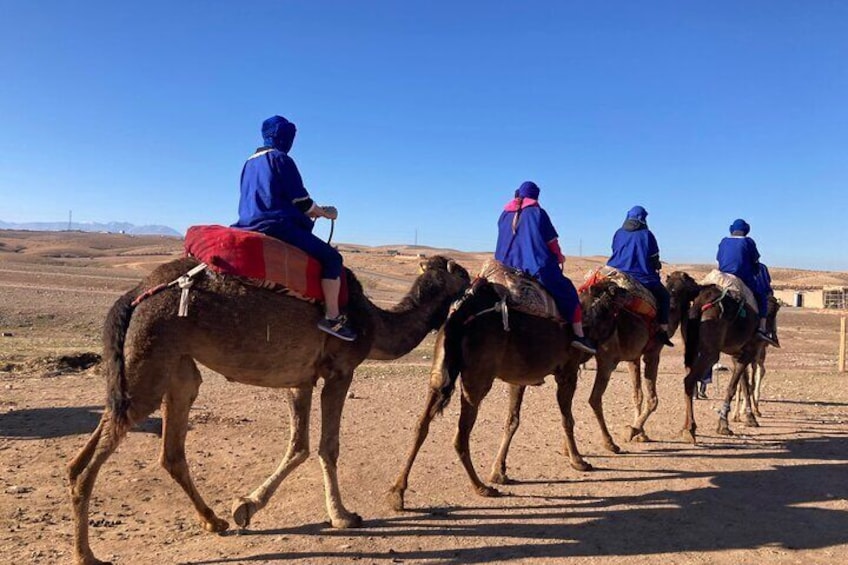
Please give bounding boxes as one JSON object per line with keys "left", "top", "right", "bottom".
{"left": 403, "top": 255, "right": 471, "bottom": 330}
{"left": 580, "top": 279, "right": 629, "bottom": 343}
{"left": 666, "top": 271, "right": 700, "bottom": 307}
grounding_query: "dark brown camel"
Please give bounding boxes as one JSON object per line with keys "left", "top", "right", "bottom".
{"left": 675, "top": 271, "right": 766, "bottom": 443}
{"left": 387, "top": 278, "right": 626, "bottom": 511}
{"left": 733, "top": 295, "right": 781, "bottom": 420}
{"left": 485, "top": 273, "right": 692, "bottom": 485}
{"left": 67, "top": 255, "right": 470, "bottom": 565}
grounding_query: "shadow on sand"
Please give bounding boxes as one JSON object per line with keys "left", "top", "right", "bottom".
{"left": 191, "top": 434, "right": 848, "bottom": 563}
{"left": 0, "top": 405, "right": 161, "bottom": 439}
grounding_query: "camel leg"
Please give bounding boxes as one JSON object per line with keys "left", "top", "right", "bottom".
{"left": 718, "top": 361, "right": 755, "bottom": 435}
{"left": 317, "top": 371, "right": 362, "bottom": 528}
{"left": 387, "top": 387, "right": 443, "bottom": 511}
{"left": 489, "top": 384, "right": 526, "bottom": 485}
{"left": 159, "top": 357, "right": 228, "bottom": 533}
{"left": 738, "top": 364, "right": 759, "bottom": 427}
{"left": 628, "top": 355, "right": 659, "bottom": 443}
{"left": 752, "top": 360, "right": 765, "bottom": 417}
{"left": 555, "top": 367, "right": 593, "bottom": 471}
{"left": 68, "top": 360, "right": 165, "bottom": 565}
{"left": 732, "top": 375, "right": 744, "bottom": 422}
{"left": 232, "top": 386, "right": 312, "bottom": 528}
{"left": 627, "top": 360, "right": 644, "bottom": 440}
{"left": 68, "top": 415, "right": 118, "bottom": 565}
{"left": 454, "top": 381, "right": 500, "bottom": 497}
{"left": 588, "top": 358, "right": 620, "bottom": 453}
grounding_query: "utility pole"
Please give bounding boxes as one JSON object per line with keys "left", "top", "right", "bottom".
{"left": 414, "top": 228, "right": 418, "bottom": 246}
{"left": 579, "top": 238, "right": 583, "bottom": 257}
{"left": 68, "top": 210, "right": 72, "bottom": 231}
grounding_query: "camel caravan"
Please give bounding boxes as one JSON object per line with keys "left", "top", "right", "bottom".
{"left": 67, "top": 116, "right": 782, "bottom": 564}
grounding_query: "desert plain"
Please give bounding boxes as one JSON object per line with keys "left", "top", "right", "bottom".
{"left": 1, "top": 229, "right": 847, "bottom": 564}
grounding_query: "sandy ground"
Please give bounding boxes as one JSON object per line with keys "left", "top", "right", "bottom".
{"left": 1, "top": 231, "right": 847, "bottom": 564}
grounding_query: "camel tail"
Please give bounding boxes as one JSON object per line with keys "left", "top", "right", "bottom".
{"left": 434, "top": 298, "right": 475, "bottom": 413}
{"left": 684, "top": 316, "right": 701, "bottom": 368}
{"left": 104, "top": 289, "right": 138, "bottom": 434}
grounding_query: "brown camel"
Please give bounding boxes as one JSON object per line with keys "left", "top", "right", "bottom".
{"left": 485, "top": 273, "right": 692, "bottom": 485}
{"left": 733, "top": 295, "right": 781, "bottom": 420}
{"left": 387, "top": 278, "right": 626, "bottom": 511}
{"left": 674, "top": 271, "right": 766, "bottom": 443}
{"left": 67, "top": 255, "right": 470, "bottom": 565}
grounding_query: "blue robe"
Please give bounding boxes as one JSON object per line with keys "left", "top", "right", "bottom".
{"left": 495, "top": 204, "right": 580, "bottom": 321}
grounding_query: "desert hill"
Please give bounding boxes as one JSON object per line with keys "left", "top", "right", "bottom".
{"left": 1, "top": 229, "right": 846, "bottom": 290}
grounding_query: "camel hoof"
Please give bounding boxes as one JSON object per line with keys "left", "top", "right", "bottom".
{"left": 387, "top": 489, "right": 405, "bottom": 512}
{"left": 716, "top": 420, "right": 734, "bottom": 436}
{"left": 680, "top": 429, "right": 697, "bottom": 444}
{"left": 744, "top": 414, "right": 760, "bottom": 427}
{"left": 202, "top": 515, "right": 229, "bottom": 533}
{"left": 331, "top": 513, "right": 363, "bottom": 529}
{"left": 604, "top": 441, "right": 622, "bottom": 454}
{"left": 231, "top": 497, "right": 256, "bottom": 529}
{"left": 570, "top": 460, "right": 594, "bottom": 472}
{"left": 489, "top": 471, "right": 511, "bottom": 485}
{"left": 633, "top": 431, "right": 651, "bottom": 443}
{"left": 476, "top": 485, "right": 502, "bottom": 498}
{"left": 731, "top": 414, "right": 741, "bottom": 423}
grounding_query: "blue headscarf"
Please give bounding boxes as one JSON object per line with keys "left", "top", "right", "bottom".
{"left": 516, "top": 181, "right": 540, "bottom": 200}
{"left": 730, "top": 218, "right": 750, "bottom": 236}
{"left": 261, "top": 115, "right": 297, "bottom": 153}
{"left": 626, "top": 205, "right": 648, "bottom": 224}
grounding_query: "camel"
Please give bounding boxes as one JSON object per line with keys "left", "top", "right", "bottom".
{"left": 387, "top": 278, "right": 626, "bottom": 511}
{"left": 484, "top": 272, "right": 692, "bottom": 485}
{"left": 673, "top": 271, "right": 765, "bottom": 443}
{"left": 67, "top": 255, "right": 470, "bottom": 565}
{"left": 733, "top": 295, "right": 781, "bottom": 420}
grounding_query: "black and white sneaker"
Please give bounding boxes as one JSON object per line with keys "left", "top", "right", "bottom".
{"left": 571, "top": 336, "right": 597, "bottom": 355}
{"left": 318, "top": 315, "right": 357, "bottom": 342}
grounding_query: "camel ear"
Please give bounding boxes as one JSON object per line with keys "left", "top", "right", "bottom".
{"left": 418, "top": 261, "right": 427, "bottom": 274}
{"left": 447, "top": 259, "right": 457, "bottom": 273}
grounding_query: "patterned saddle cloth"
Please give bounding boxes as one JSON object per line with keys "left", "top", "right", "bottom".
{"left": 184, "top": 225, "right": 348, "bottom": 306}
{"left": 580, "top": 266, "right": 657, "bottom": 319}
{"left": 700, "top": 270, "right": 757, "bottom": 314}
{"left": 477, "top": 258, "right": 562, "bottom": 320}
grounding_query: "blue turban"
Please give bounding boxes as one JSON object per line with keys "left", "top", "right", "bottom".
{"left": 730, "top": 218, "right": 750, "bottom": 235}
{"left": 626, "top": 205, "right": 648, "bottom": 224}
{"left": 261, "top": 115, "right": 297, "bottom": 153}
{"left": 517, "top": 181, "right": 540, "bottom": 200}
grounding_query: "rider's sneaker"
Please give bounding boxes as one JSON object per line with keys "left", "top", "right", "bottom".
{"left": 756, "top": 329, "right": 780, "bottom": 348}
{"left": 571, "top": 336, "right": 597, "bottom": 355}
{"left": 318, "top": 315, "right": 357, "bottom": 342}
{"left": 655, "top": 329, "right": 675, "bottom": 347}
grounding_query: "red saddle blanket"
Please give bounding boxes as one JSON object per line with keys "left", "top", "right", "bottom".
{"left": 184, "top": 225, "right": 347, "bottom": 306}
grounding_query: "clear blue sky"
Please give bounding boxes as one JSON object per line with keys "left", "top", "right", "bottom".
{"left": 1, "top": 2, "right": 846, "bottom": 270}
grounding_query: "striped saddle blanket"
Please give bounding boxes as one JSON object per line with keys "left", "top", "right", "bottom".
{"left": 184, "top": 225, "right": 347, "bottom": 306}
{"left": 580, "top": 266, "right": 657, "bottom": 319}
{"left": 477, "top": 258, "right": 562, "bottom": 321}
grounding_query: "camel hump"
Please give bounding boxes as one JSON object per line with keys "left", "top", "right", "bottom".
{"left": 701, "top": 270, "right": 758, "bottom": 314}
{"left": 477, "top": 259, "right": 562, "bottom": 320}
{"left": 582, "top": 267, "right": 657, "bottom": 318}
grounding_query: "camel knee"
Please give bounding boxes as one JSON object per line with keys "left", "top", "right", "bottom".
{"left": 317, "top": 445, "right": 338, "bottom": 465}
{"left": 647, "top": 397, "right": 659, "bottom": 412}
{"left": 290, "top": 448, "right": 310, "bottom": 466}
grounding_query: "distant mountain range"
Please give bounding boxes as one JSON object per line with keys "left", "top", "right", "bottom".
{"left": 0, "top": 220, "right": 181, "bottom": 237}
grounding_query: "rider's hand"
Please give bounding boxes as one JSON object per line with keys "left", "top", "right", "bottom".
{"left": 322, "top": 206, "right": 338, "bottom": 220}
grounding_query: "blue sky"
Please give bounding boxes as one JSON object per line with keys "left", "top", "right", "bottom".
{"left": 1, "top": 1, "right": 846, "bottom": 270}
